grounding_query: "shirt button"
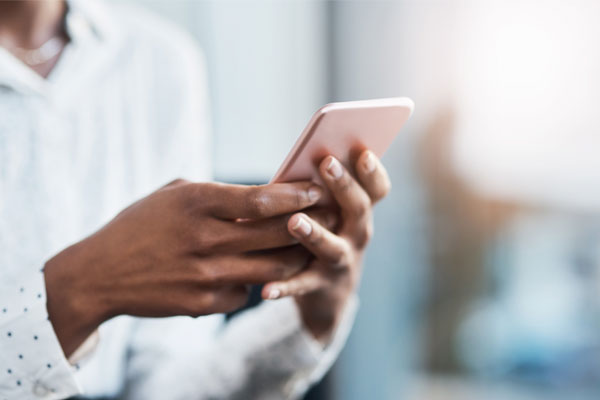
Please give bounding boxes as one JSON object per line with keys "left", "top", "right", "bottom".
{"left": 32, "top": 382, "right": 50, "bottom": 397}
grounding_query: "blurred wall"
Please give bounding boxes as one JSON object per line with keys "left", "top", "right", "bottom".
{"left": 122, "top": 0, "right": 329, "bottom": 182}
{"left": 101, "top": 1, "right": 600, "bottom": 399}
{"left": 115, "top": 0, "right": 440, "bottom": 398}
{"left": 107, "top": 1, "right": 457, "bottom": 399}
{"left": 328, "top": 2, "right": 460, "bottom": 398}
{"left": 452, "top": 0, "right": 600, "bottom": 213}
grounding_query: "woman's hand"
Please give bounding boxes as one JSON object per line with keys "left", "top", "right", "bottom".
{"left": 261, "top": 150, "right": 391, "bottom": 343}
{"left": 44, "top": 179, "right": 325, "bottom": 357}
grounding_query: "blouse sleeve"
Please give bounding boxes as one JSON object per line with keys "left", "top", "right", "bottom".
{"left": 0, "top": 269, "right": 82, "bottom": 400}
{"left": 121, "top": 296, "right": 358, "bottom": 400}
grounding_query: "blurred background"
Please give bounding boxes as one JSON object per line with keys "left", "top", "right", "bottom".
{"left": 120, "top": 0, "right": 600, "bottom": 399}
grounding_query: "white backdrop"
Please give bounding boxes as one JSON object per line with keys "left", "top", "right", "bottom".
{"left": 104, "top": 1, "right": 600, "bottom": 398}
{"left": 452, "top": 0, "right": 600, "bottom": 212}
{"left": 122, "top": 0, "right": 329, "bottom": 182}
{"left": 110, "top": 1, "right": 440, "bottom": 399}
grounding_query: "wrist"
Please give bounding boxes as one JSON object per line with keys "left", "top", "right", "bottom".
{"left": 295, "top": 287, "right": 351, "bottom": 344}
{"left": 44, "top": 240, "right": 111, "bottom": 357}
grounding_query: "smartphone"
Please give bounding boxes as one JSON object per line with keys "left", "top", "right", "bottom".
{"left": 271, "top": 97, "right": 414, "bottom": 203}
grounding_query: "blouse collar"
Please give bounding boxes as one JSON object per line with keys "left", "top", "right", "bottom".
{"left": 0, "top": 0, "right": 121, "bottom": 104}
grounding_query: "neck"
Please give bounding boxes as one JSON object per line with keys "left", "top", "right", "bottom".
{"left": 0, "top": 0, "right": 67, "bottom": 49}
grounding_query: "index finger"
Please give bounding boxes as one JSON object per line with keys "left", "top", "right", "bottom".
{"left": 207, "top": 181, "right": 323, "bottom": 220}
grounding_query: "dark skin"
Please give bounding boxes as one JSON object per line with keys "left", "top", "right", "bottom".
{"left": 0, "top": 0, "right": 68, "bottom": 78}
{"left": 45, "top": 179, "right": 332, "bottom": 356}
{"left": 264, "top": 153, "right": 391, "bottom": 340}
{"left": 1, "top": 0, "right": 392, "bottom": 356}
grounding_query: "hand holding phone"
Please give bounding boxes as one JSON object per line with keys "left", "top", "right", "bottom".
{"left": 272, "top": 97, "right": 414, "bottom": 203}
{"left": 263, "top": 97, "right": 414, "bottom": 342}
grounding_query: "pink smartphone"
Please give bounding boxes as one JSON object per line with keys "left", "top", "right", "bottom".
{"left": 271, "top": 97, "right": 414, "bottom": 203}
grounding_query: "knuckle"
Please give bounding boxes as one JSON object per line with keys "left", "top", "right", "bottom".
{"left": 355, "top": 219, "right": 374, "bottom": 248}
{"left": 331, "top": 247, "right": 349, "bottom": 267}
{"left": 336, "top": 174, "right": 352, "bottom": 194}
{"left": 205, "top": 234, "right": 227, "bottom": 254}
{"left": 351, "top": 195, "right": 372, "bottom": 218}
{"left": 295, "top": 187, "right": 308, "bottom": 209}
{"left": 188, "top": 224, "right": 220, "bottom": 254}
{"left": 179, "top": 183, "right": 206, "bottom": 214}
{"left": 247, "top": 187, "right": 271, "bottom": 217}
{"left": 307, "top": 226, "right": 323, "bottom": 246}
{"left": 199, "top": 264, "right": 224, "bottom": 285}
{"left": 355, "top": 201, "right": 370, "bottom": 218}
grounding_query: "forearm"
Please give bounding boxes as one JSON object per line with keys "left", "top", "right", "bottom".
{"left": 295, "top": 285, "right": 354, "bottom": 345}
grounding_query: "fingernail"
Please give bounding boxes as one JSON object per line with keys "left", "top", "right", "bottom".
{"left": 308, "top": 186, "right": 322, "bottom": 202}
{"left": 364, "top": 152, "right": 376, "bottom": 173}
{"left": 268, "top": 288, "right": 281, "bottom": 300}
{"left": 292, "top": 215, "right": 312, "bottom": 236}
{"left": 326, "top": 157, "right": 343, "bottom": 180}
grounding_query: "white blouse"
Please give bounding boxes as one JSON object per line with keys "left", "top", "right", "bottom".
{"left": 0, "top": 1, "right": 356, "bottom": 399}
